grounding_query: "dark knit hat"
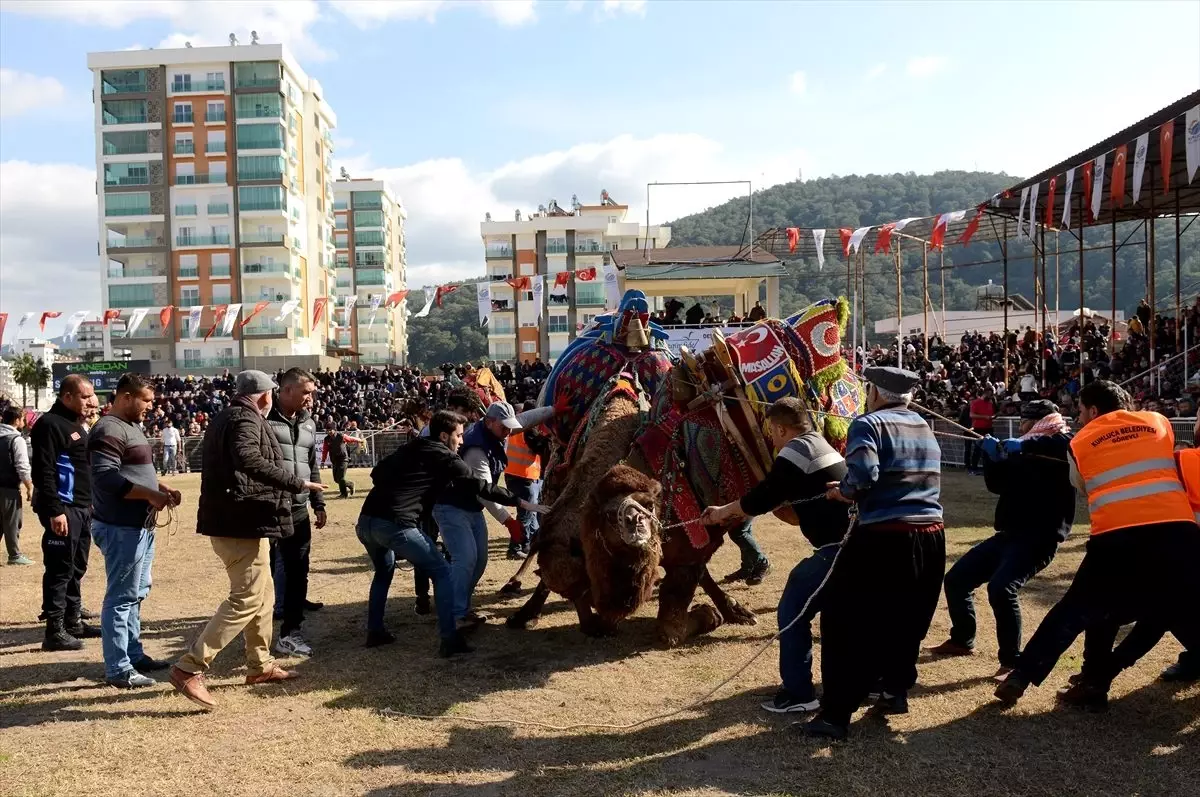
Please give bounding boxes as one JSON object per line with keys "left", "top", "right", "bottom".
{"left": 1021, "top": 399, "right": 1059, "bottom": 420}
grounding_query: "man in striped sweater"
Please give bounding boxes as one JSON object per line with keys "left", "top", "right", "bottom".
{"left": 799, "top": 366, "right": 946, "bottom": 741}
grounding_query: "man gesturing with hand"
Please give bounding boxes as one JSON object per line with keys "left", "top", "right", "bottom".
{"left": 89, "top": 374, "right": 182, "bottom": 688}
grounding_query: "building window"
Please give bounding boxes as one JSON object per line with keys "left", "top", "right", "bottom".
{"left": 546, "top": 236, "right": 567, "bottom": 255}
{"left": 173, "top": 102, "right": 193, "bottom": 124}
{"left": 547, "top": 316, "right": 569, "bottom": 333}
{"left": 104, "top": 192, "right": 152, "bottom": 217}
{"left": 180, "top": 286, "right": 201, "bottom": 307}
{"left": 207, "top": 130, "right": 226, "bottom": 154}
{"left": 209, "top": 161, "right": 227, "bottom": 184}
{"left": 179, "top": 254, "right": 198, "bottom": 278}
{"left": 212, "top": 283, "right": 232, "bottom": 305}
{"left": 174, "top": 133, "right": 194, "bottom": 155}
{"left": 238, "top": 185, "right": 286, "bottom": 211}
{"left": 522, "top": 341, "right": 537, "bottom": 354}
{"left": 211, "top": 252, "right": 231, "bottom": 277}
{"left": 175, "top": 162, "right": 195, "bottom": 184}
{"left": 206, "top": 101, "right": 226, "bottom": 123}
{"left": 103, "top": 162, "right": 150, "bottom": 187}
{"left": 107, "top": 284, "right": 155, "bottom": 308}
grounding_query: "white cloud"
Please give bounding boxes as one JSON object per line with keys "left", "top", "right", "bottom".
{"left": 329, "top": 0, "right": 536, "bottom": 28}
{"left": 789, "top": 70, "right": 807, "bottom": 95}
{"left": 3, "top": 0, "right": 332, "bottom": 61}
{"left": 906, "top": 55, "right": 948, "bottom": 78}
{"left": 865, "top": 63, "right": 887, "bottom": 81}
{"left": 338, "top": 133, "right": 809, "bottom": 288}
{"left": 0, "top": 69, "right": 68, "bottom": 119}
{"left": 0, "top": 162, "right": 100, "bottom": 324}
{"left": 602, "top": 0, "right": 647, "bottom": 16}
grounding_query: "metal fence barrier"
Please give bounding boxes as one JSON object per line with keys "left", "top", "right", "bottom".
{"left": 146, "top": 416, "right": 1197, "bottom": 474}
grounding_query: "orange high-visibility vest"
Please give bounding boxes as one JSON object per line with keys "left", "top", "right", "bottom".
{"left": 1177, "top": 448, "right": 1200, "bottom": 525}
{"left": 1071, "top": 410, "right": 1194, "bottom": 535}
{"left": 505, "top": 432, "right": 541, "bottom": 481}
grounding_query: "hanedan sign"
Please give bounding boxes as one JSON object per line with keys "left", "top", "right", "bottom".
{"left": 51, "top": 360, "right": 150, "bottom": 393}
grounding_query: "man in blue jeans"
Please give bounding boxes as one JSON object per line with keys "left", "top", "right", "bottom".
{"left": 356, "top": 410, "right": 534, "bottom": 657}
{"left": 88, "top": 374, "right": 181, "bottom": 688}
{"left": 702, "top": 397, "right": 851, "bottom": 714}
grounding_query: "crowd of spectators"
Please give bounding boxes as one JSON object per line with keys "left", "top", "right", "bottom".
{"left": 857, "top": 296, "right": 1200, "bottom": 422}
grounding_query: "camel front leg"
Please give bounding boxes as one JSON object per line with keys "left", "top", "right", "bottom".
{"left": 657, "top": 564, "right": 722, "bottom": 648}
{"left": 700, "top": 567, "right": 758, "bottom": 626}
{"left": 506, "top": 580, "right": 552, "bottom": 629}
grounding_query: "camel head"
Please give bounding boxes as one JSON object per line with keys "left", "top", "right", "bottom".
{"left": 589, "top": 464, "right": 663, "bottom": 551}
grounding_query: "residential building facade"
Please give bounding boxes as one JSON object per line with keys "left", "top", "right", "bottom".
{"left": 332, "top": 179, "right": 408, "bottom": 365}
{"left": 87, "top": 43, "right": 338, "bottom": 373}
{"left": 478, "top": 193, "right": 670, "bottom": 363}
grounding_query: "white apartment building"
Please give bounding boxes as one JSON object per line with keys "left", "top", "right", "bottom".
{"left": 87, "top": 42, "right": 338, "bottom": 373}
{"left": 332, "top": 179, "right": 408, "bottom": 365}
{"left": 479, "top": 193, "right": 670, "bottom": 363}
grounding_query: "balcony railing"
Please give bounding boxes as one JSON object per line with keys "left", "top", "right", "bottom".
{"left": 108, "top": 297, "right": 154, "bottom": 308}
{"left": 206, "top": 141, "right": 227, "bottom": 154}
{"left": 179, "top": 267, "right": 199, "bottom": 278}
{"left": 102, "top": 80, "right": 146, "bottom": 95}
{"left": 238, "top": 169, "right": 284, "bottom": 182}
{"left": 106, "top": 236, "right": 163, "bottom": 249}
{"left": 207, "top": 203, "right": 230, "bottom": 215}
{"left": 174, "top": 204, "right": 198, "bottom": 216}
{"left": 354, "top": 199, "right": 383, "bottom": 210}
{"left": 357, "top": 276, "right": 386, "bottom": 286}
{"left": 128, "top": 327, "right": 164, "bottom": 339}
{"left": 485, "top": 247, "right": 513, "bottom": 259}
{"left": 243, "top": 320, "right": 293, "bottom": 336}
{"left": 178, "top": 297, "right": 203, "bottom": 307}
{"left": 235, "top": 76, "right": 280, "bottom": 90}
{"left": 575, "top": 241, "right": 603, "bottom": 254}
{"left": 242, "top": 262, "right": 290, "bottom": 274}
{"left": 176, "top": 234, "right": 231, "bottom": 247}
{"left": 237, "top": 106, "right": 283, "bottom": 120}
{"left": 545, "top": 244, "right": 568, "bottom": 255}
{"left": 103, "top": 141, "right": 154, "bottom": 156}
{"left": 240, "top": 233, "right": 286, "bottom": 245}
{"left": 174, "top": 141, "right": 195, "bottom": 155}
{"left": 239, "top": 200, "right": 287, "bottom": 212}
{"left": 107, "top": 267, "right": 160, "bottom": 279}
{"left": 172, "top": 79, "right": 226, "bottom": 93}
{"left": 173, "top": 113, "right": 194, "bottom": 124}
{"left": 210, "top": 266, "right": 231, "bottom": 277}
{"left": 180, "top": 357, "right": 239, "bottom": 369}
{"left": 102, "top": 111, "right": 148, "bottom": 125}
{"left": 205, "top": 110, "right": 227, "bottom": 123}
{"left": 104, "top": 175, "right": 151, "bottom": 187}
{"left": 173, "top": 173, "right": 225, "bottom": 185}
{"left": 106, "top": 205, "right": 153, "bottom": 217}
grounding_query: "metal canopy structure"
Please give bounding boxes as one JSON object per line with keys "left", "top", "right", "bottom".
{"left": 611, "top": 246, "right": 785, "bottom": 317}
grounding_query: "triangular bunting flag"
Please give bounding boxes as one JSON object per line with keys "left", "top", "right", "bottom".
{"left": 1131, "top": 132, "right": 1148, "bottom": 204}
{"left": 813, "top": 229, "right": 826, "bottom": 269}
{"left": 1110, "top": 144, "right": 1127, "bottom": 208}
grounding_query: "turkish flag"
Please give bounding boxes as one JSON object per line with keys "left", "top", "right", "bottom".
{"left": 385, "top": 290, "right": 409, "bottom": 308}
{"left": 312, "top": 297, "right": 329, "bottom": 328}
{"left": 930, "top": 214, "right": 949, "bottom": 250}
{"left": 576, "top": 267, "right": 597, "bottom": 281}
{"left": 159, "top": 306, "right": 174, "bottom": 329}
{"left": 1160, "top": 120, "right": 1174, "bottom": 195}
{"left": 204, "top": 305, "right": 228, "bottom": 341}
{"left": 1081, "top": 161, "right": 1095, "bottom": 221}
{"left": 1110, "top": 144, "right": 1127, "bottom": 208}
{"left": 838, "top": 228, "right": 853, "bottom": 258}
{"left": 874, "top": 223, "right": 896, "bottom": 254}
{"left": 435, "top": 284, "right": 460, "bottom": 306}
{"left": 785, "top": 227, "right": 799, "bottom": 254}
{"left": 554, "top": 271, "right": 570, "bottom": 288}
{"left": 102, "top": 309, "right": 122, "bottom": 326}
{"left": 239, "top": 300, "right": 271, "bottom": 328}
{"left": 957, "top": 206, "right": 986, "bottom": 246}
{"left": 505, "top": 276, "right": 530, "bottom": 291}
{"left": 1044, "top": 175, "right": 1058, "bottom": 228}
{"left": 39, "top": 311, "right": 62, "bottom": 332}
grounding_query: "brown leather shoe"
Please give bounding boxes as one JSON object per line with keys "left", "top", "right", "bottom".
{"left": 245, "top": 664, "right": 299, "bottom": 685}
{"left": 927, "top": 639, "right": 974, "bottom": 657}
{"left": 169, "top": 665, "right": 216, "bottom": 710}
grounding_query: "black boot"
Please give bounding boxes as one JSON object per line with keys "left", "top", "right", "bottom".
{"left": 439, "top": 632, "right": 475, "bottom": 658}
{"left": 43, "top": 619, "right": 83, "bottom": 652}
{"left": 65, "top": 617, "right": 102, "bottom": 639}
{"left": 414, "top": 595, "right": 432, "bottom": 616}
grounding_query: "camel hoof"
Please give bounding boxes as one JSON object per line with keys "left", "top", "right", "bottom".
{"left": 506, "top": 614, "right": 537, "bottom": 630}
{"left": 499, "top": 580, "right": 522, "bottom": 596}
{"left": 721, "top": 600, "right": 759, "bottom": 626}
{"left": 688, "top": 604, "right": 724, "bottom": 637}
{"left": 580, "top": 617, "right": 614, "bottom": 638}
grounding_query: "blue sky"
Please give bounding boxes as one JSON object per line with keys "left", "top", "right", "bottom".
{"left": 1, "top": 0, "right": 1198, "bottom": 329}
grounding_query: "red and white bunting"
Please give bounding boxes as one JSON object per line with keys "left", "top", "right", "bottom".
{"left": 1185, "top": 105, "right": 1200, "bottom": 184}
{"left": 1026, "top": 182, "right": 1040, "bottom": 239}
{"left": 1160, "top": 121, "right": 1175, "bottom": 195}
{"left": 848, "top": 226, "right": 871, "bottom": 255}
{"left": 1131, "top": 132, "right": 1149, "bottom": 204}
{"left": 813, "top": 229, "right": 826, "bottom": 270}
{"left": 1110, "top": 144, "right": 1128, "bottom": 208}
{"left": 1017, "top": 187, "right": 1030, "bottom": 239}
{"left": 1090, "top": 153, "right": 1107, "bottom": 222}
{"left": 1062, "top": 167, "right": 1075, "bottom": 228}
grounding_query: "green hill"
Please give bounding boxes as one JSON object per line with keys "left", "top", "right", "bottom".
{"left": 666, "top": 171, "right": 1200, "bottom": 335}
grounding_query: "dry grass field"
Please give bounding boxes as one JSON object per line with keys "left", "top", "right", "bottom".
{"left": 1, "top": 470, "right": 1196, "bottom": 797}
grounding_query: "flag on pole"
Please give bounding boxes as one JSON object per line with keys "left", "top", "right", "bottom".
{"left": 1062, "top": 167, "right": 1075, "bottom": 228}
{"left": 221, "top": 303, "right": 241, "bottom": 336}
{"left": 312, "top": 297, "right": 329, "bottom": 328}
{"left": 414, "top": 289, "right": 435, "bottom": 318}
{"left": 126, "top": 308, "right": 149, "bottom": 338}
{"left": 435, "top": 284, "right": 459, "bottom": 306}
{"left": 39, "top": 311, "right": 61, "bottom": 332}
{"left": 785, "top": 227, "right": 799, "bottom": 253}
{"left": 188, "top": 306, "right": 203, "bottom": 339}
{"left": 476, "top": 281, "right": 491, "bottom": 327}
{"left": 1044, "top": 175, "right": 1057, "bottom": 229}
{"left": 1131, "top": 132, "right": 1149, "bottom": 204}
{"left": 276, "top": 298, "right": 300, "bottom": 321}
{"left": 848, "top": 226, "right": 871, "bottom": 255}
{"left": 874, "top": 223, "right": 897, "bottom": 254}
{"left": 532, "top": 275, "right": 544, "bottom": 322}
{"left": 1082, "top": 161, "right": 1095, "bottom": 221}
{"left": 102, "top": 309, "right": 121, "bottom": 326}
{"left": 837, "top": 228, "right": 853, "bottom": 258}
{"left": 601, "top": 261, "right": 621, "bottom": 309}
{"left": 240, "top": 300, "right": 271, "bottom": 328}
{"left": 1109, "top": 144, "right": 1127, "bottom": 208}
{"left": 1090, "top": 153, "right": 1106, "bottom": 222}
{"left": 813, "top": 229, "right": 825, "bottom": 270}
{"left": 576, "top": 267, "right": 597, "bottom": 281}
{"left": 1026, "top": 182, "right": 1040, "bottom": 240}
{"left": 16, "top": 312, "right": 33, "bottom": 332}
{"left": 1185, "top": 105, "right": 1200, "bottom": 184}
{"left": 1017, "top": 187, "right": 1030, "bottom": 239}
{"left": 1160, "top": 120, "right": 1175, "bottom": 195}
{"left": 204, "top": 305, "right": 228, "bottom": 341}
{"left": 384, "top": 291, "right": 409, "bottom": 307}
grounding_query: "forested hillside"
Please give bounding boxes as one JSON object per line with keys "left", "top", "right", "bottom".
{"left": 667, "top": 171, "right": 1200, "bottom": 332}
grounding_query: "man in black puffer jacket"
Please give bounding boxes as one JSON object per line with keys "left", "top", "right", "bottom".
{"left": 929, "top": 400, "right": 1076, "bottom": 676}
{"left": 170, "top": 371, "right": 325, "bottom": 711}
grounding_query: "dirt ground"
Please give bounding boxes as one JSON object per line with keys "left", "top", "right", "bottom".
{"left": 0, "top": 470, "right": 1196, "bottom": 797}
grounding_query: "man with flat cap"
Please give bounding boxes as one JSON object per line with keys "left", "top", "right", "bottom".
{"left": 929, "top": 399, "right": 1075, "bottom": 678}
{"left": 170, "top": 370, "right": 325, "bottom": 710}
{"left": 798, "top": 366, "right": 945, "bottom": 740}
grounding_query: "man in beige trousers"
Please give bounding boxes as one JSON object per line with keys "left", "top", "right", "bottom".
{"left": 170, "top": 371, "right": 324, "bottom": 710}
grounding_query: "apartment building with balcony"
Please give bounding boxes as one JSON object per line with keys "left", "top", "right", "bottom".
{"left": 479, "top": 193, "right": 670, "bottom": 363}
{"left": 332, "top": 179, "right": 408, "bottom": 365}
{"left": 88, "top": 43, "right": 339, "bottom": 373}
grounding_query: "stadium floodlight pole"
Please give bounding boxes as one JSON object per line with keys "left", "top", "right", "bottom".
{"left": 644, "top": 180, "right": 752, "bottom": 259}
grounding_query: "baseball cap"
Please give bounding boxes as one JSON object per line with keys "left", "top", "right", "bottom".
{"left": 485, "top": 401, "right": 522, "bottom": 430}
{"left": 235, "top": 369, "right": 278, "bottom": 396}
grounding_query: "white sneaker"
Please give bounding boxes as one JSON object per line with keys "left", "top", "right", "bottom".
{"left": 275, "top": 632, "right": 313, "bottom": 657}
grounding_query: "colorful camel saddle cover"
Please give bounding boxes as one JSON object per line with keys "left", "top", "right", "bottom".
{"left": 634, "top": 298, "right": 862, "bottom": 550}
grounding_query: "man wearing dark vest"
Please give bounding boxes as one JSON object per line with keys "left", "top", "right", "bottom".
{"left": 266, "top": 368, "right": 327, "bottom": 658}
{"left": 0, "top": 405, "right": 34, "bottom": 566}
{"left": 702, "top": 396, "right": 851, "bottom": 715}
{"left": 995, "top": 380, "right": 1200, "bottom": 709}
{"left": 501, "top": 401, "right": 547, "bottom": 560}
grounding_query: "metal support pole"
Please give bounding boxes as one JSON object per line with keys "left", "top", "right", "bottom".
{"left": 1110, "top": 215, "right": 1117, "bottom": 355}
{"left": 1078, "top": 192, "right": 1086, "bottom": 388}
{"left": 1177, "top": 186, "right": 1183, "bottom": 353}
{"left": 1055, "top": 231, "right": 1061, "bottom": 337}
{"left": 1039, "top": 223, "right": 1047, "bottom": 387}
{"left": 895, "top": 244, "right": 903, "bottom": 368}
{"left": 1148, "top": 170, "right": 1157, "bottom": 392}
{"left": 1002, "top": 217, "right": 1010, "bottom": 388}
{"left": 921, "top": 242, "right": 929, "bottom": 359}
{"left": 851, "top": 257, "right": 858, "bottom": 372}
